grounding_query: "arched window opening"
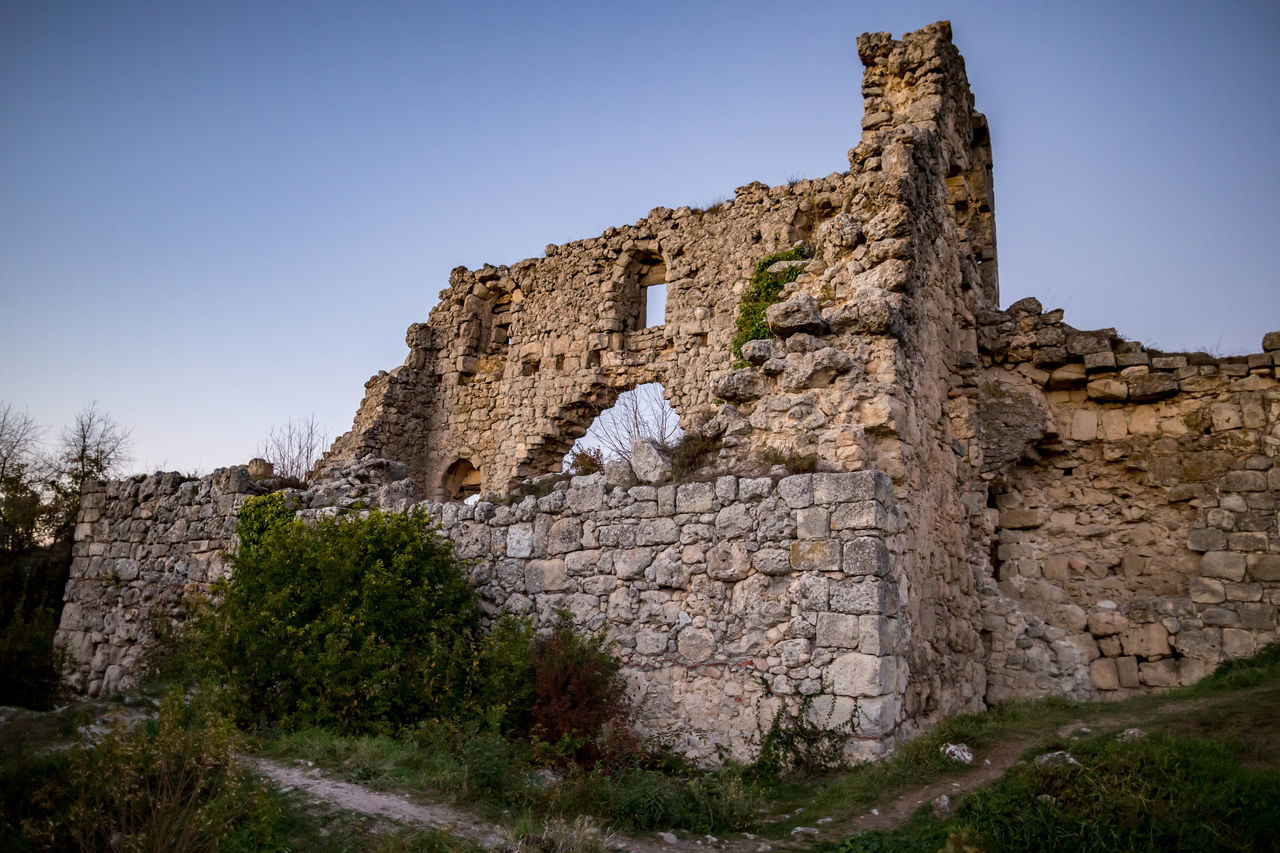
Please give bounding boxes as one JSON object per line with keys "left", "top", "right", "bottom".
{"left": 444, "top": 459, "right": 483, "bottom": 502}
{"left": 562, "top": 382, "right": 682, "bottom": 470}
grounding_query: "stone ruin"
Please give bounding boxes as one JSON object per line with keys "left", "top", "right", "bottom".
{"left": 56, "top": 22, "right": 1280, "bottom": 763}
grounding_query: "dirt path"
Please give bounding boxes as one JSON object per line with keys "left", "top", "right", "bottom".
{"left": 249, "top": 757, "right": 510, "bottom": 849}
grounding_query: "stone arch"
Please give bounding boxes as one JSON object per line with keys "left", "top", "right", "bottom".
{"left": 443, "top": 458, "right": 482, "bottom": 502}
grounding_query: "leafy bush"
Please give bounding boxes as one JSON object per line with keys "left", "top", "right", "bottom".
{"left": 730, "top": 245, "right": 813, "bottom": 360}
{"left": 528, "top": 613, "right": 629, "bottom": 764}
{"left": 207, "top": 496, "right": 484, "bottom": 733}
{"left": 1, "top": 690, "right": 283, "bottom": 853}
{"left": 753, "top": 699, "right": 852, "bottom": 777}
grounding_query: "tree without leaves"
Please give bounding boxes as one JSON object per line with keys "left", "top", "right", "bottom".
{"left": 566, "top": 382, "right": 682, "bottom": 465}
{"left": 48, "top": 403, "right": 133, "bottom": 540}
{"left": 255, "top": 415, "right": 330, "bottom": 481}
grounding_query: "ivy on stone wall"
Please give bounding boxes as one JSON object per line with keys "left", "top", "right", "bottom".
{"left": 730, "top": 245, "right": 813, "bottom": 361}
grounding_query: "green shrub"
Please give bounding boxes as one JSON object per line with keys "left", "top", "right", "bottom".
{"left": 208, "top": 497, "right": 483, "bottom": 733}
{"left": 1, "top": 690, "right": 283, "bottom": 853}
{"left": 757, "top": 447, "right": 818, "bottom": 475}
{"left": 730, "top": 245, "right": 813, "bottom": 360}
{"left": 753, "top": 699, "right": 852, "bottom": 778}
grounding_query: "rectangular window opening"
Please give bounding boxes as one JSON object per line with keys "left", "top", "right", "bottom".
{"left": 643, "top": 282, "right": 668, "bottom": 329}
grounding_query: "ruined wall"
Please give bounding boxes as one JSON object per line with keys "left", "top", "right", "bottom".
{"left": 55, "top": 21, "right": 1280, "bottom": 761}
{"left": 320, "top": 176, "right": 854, "bottom": 499}
{"left": 962, "top": 304, "right": 1280, "bottom": 701}
{"left": 55, "top": 469, "right": 253, "bottom": 697}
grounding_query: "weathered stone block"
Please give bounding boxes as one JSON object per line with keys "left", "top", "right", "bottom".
{"left": 829, "top": 652, "right": 894, "bottom": 697}
{"left": 816, "top": 612, "right": 860, "bottom": 649}
{"left": 675, "top": 481, "right": 716, "bottom": 513}
{"left": 1116, "top": 656, "right": 1140, "bottom": 688}
{"left": 637, "top": 517, "right": 679, "bottom": 545}
{"left": 790, "top": 540, "right": 840, "bottom": 572}
{"left": 1120, "top": 623, "right": 1171, "bottom": 658}
{"left": 1186, "top": 527, "right": 1226, "bottom": 552}
{"left": 777, "top": 474, "right": 814, "bottom": 509}
{"left": 1189, "top": 577, "right": 1226, "bottom": 604}
{"left": 842, "top": 537, "right": 890, "bottom": 576}
{"left": 1201, "top": 551, "right": 1247, "bottom": 581}
{"left": 525, "top": 559, "right": 566, "bottom": 593}
{"left": 830, "top": 578, "right": 894, "bottom": 614}
{"left": 766, "top": 294, "right": 826, "bottom": 336}
{"left": 1222, "top": 470, "right": 1266, "bottom": 492}
{"left": 1090, "top": 657, "right": 1120, "bottom": 690}
{"left": 831, "top": 501, "right": 886, "bottom": 531}
{"left": 613, "top": 548, "right": 654, "bottom": 580}
{"left": 1087, "top": 609, "right": 1127, "bottom": 636}
{"left": 1139, "top": 659, "right": 1179, "bottom": 687}
{"left": 1126, "top": 372, "right": 1178, "bottom": 401}
{"left": 813, "top": 471, "right": 892, "bottom": 504}
{"left": 1247, "top": 554, "right": 1280, "bottom": 582}
{"left": 714, "top": 504, "right": 754, "bottom": 538}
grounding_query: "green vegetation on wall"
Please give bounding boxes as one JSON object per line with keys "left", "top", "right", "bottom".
{"left": 730, "top": 245, "right": 813, "bottom": 361}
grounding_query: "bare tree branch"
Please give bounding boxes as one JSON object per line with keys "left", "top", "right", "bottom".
{"left": 0, "top": 403, "right": 45, "bottom": 485}
{"left": 55, "top": 402, "right": 133, "bottom": 488}
{"left": 255, "top": 415, "right": 331, "bottom": 481}
{"left": 566, "top": 383, "right": 682, "bottom": 465}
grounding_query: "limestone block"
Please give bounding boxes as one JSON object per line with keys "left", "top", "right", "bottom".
{"left": 1247, "top": 554, "right": 1280, "bottom": 582}
{"left": 855, "top": 693, "right": 902, "bottom": 737}
{"left": 832, "top": 501, "right": 887, "bottom": 530}
{"left": 790, "top": 540, "right": 840, "bottom": 572}
{"left": 1127, "top": 372, "right": 1179, "bottom": 401}
{"left": 754, "top": 547, "right": 794, "bottom": 575}
{"left": 524, "top": 559, "right": 566, "bottom": 593}
{"left": 816, "top": 612, "right": 860, "bottom": 648}
{"left": 637, "top": 517, "right": 679, "bottom": 546}
{"left": 544, "top": 518, "right": 580, "bottom": 555}
{"left": 1263, "top": 331, "right": 1280, "bottom": 352}
{"left": 714, "top": 504, "right": 754, "bottom": 538}
{"left": 796, "top": 507, "right": 830, "bottom": 539}
{"left": 1120, "top": 623, "right": 1171, "bottom": 658}
{"left": 1189, "top": 577, "right": 1226, "bottom": 604}
{"left": 829, "top": 652, "right": 894, "bottom": 697}
{"left": 813, "top": 471, "right": 892, "bottom": 504}
{"left": 635, "top": 630, "right": 669, "bottom": 655}
{"left": 1090, "top": 657, "right": 1120, "bottom": 690}
{"left": 566, "top": 484, "right": 605, "bottom": 514}
{"left": 1222, "top": 470, "right": 1266, "bottom": 492}
{"left": 842, "top": 537, "right": 890, "bottom": 577}
{"left": 830, "top": 578, "right": 894, "bottom": 614}
{"left": 614, "top": 548, "right": 655, "bottom": 580}
{"left": 766, "top": 295, "right": 826, "bottom": 337}
{"left": 998, "top": 508, "right": 1044, "bottom": 530}
{"left": 675, "top": 482, "right": 716, "bottom": 513}
{"left": 1087, "top": 609, "right": 1127, "bottom": 636}
{"left": 677, "top": 627, "right": 715, "bottom": 662}
{"left": 564, "top": 550, "right": 601, "bottom": 576}
{"left": 1070, "top": 410, "right": 1097, "bottom": 441}
{"left": 1222, "top": 627, "right": 1257, "bottom": 659}
{"left": 1047, "top": 363, "right": 1087, "bottom": 390}
{"left": 1210, "top": 403, "right": 1243, "bottom": 432}
{"left": 1201, "top": 551, "right": 1247, "bottom": 581}
{"left": 777, "top": 474, "right": 814, "bottom": 509}
{"left": 741, "top": 339, "right": 784, "bottom": 365}
{"left": 1116, "top": 656, "right": 1140, "bottom": 688}
{"left": 712, "top": 369, "right": 764, "bottom": 402}
{"left": 791, "top": 572, "right": 829, "bottom": 610}
{"left": 630, "top": 438, "right": 672, "bottom": 484}
{"left": 1139, "top": 659, "right": 1179, "bottom": 687}
{"left": 1186, "top": 528, "right": 1226, "bottom": 552}
{"left": 1086, "top": 379, "right": 1127, "bottom": 402}
{"left": 859, "top": 615, "right": 898, "bottom": 655}
{"left": 777, "top": 638, "right": 812, "bottom": 667}
{"left": 706, "top": 541, "right": 751, "bottom": 581}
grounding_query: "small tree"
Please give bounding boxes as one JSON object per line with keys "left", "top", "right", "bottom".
{"left": 0, "top": 404, "right": 47, "bottom": 552}
{"left": 48, "top": 402, "right": 133, "bottom": 540}
{"left": 255, "top": 415, "right": 330, "bottom": 481}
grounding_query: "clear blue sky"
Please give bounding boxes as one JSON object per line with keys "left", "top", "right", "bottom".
{"left": 2, "top": 0, "right": 1277, "bottom": 474}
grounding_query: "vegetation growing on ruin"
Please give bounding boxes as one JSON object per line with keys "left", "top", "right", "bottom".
{"left": 730, "top": 245, "right": 813, "bottom": 361}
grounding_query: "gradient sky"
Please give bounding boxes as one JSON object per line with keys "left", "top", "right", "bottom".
{"left": 2, "top": 0, "right": 1277, "bottom": 475}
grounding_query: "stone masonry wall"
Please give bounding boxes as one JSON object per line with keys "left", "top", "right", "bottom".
{"left": 54, "top": 468, "right": 255, "bottom": 697}
{"left": 58, "top": 462, "right": 906, "bottom": 763}
{"left": 959, "top": 303, "right": 1280, "bottom": 702}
